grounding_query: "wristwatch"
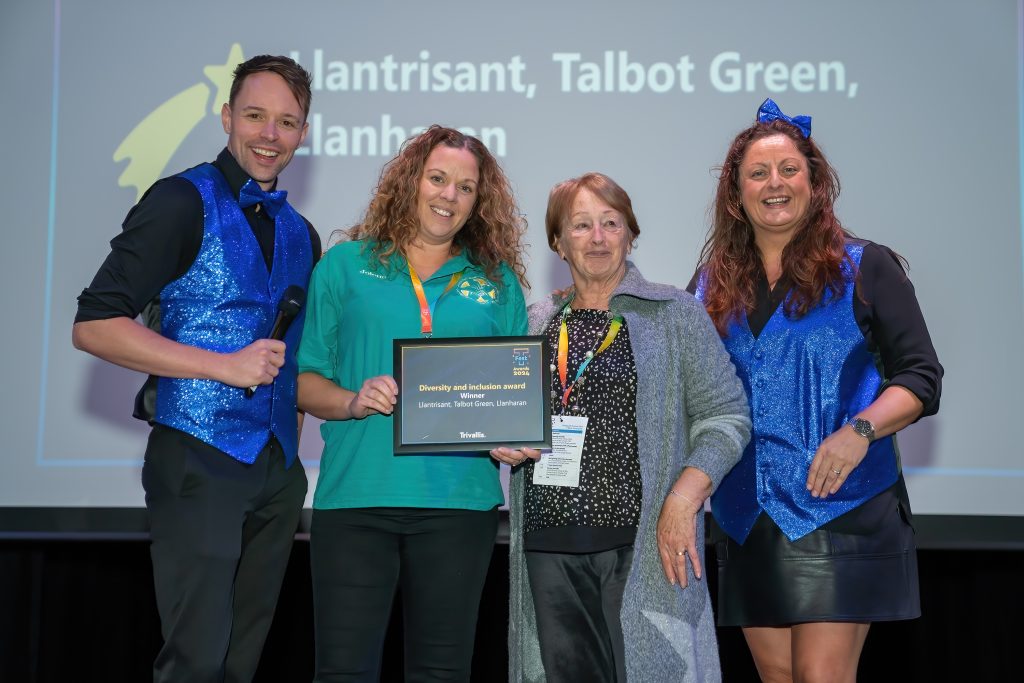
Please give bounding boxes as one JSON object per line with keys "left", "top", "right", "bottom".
{"left": 849, "top": 417, "right": 876, "bottom": 442}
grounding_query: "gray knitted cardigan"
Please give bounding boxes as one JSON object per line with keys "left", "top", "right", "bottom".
{"left": 507, "top": 263, "right": 751, "bottom": 682}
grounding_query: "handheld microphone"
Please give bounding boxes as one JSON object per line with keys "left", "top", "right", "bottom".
{"left": 246, "top": 285, "right": 306, "bottom": 398}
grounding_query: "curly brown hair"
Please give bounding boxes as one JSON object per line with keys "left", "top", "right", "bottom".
{"left": 344, "top": 125, "right": 528, "bottom": 289}
{"left": 698, "top": 118, "right": 850, "bottom": 335}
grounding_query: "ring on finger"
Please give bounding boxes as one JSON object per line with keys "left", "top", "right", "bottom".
{"left": 675, "top": 550, "right": 685, "bottom": 557}
{"left": 832, "top": 467, "right": 843, "bottom": 476}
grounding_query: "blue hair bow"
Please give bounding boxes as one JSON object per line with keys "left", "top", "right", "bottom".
{"left": 756, "top": 98, "right": 811, "bottom": 138}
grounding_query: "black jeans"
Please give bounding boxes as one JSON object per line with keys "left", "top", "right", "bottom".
{"left": 311, "top": 506, "right": 498, "bottom": 683}
{"left": 143, "top": 425, "right": 307, "bottom": 683}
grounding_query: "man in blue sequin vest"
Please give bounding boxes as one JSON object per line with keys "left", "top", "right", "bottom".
{"left": 73, "top": 55, "right": 319, "bottom": 682}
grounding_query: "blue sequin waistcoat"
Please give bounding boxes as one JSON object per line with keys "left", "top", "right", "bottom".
{"left": 696, "top": 242, "right": 898, "bottom": 542}
{"left": 154, "top": 164, "right": 312, "bottom": 465}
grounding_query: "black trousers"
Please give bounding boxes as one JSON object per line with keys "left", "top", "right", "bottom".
{"left": 310, "top": 506, "right": 498, "bottom": 683}
{"left": 142, "top": 425, "right": 307, "bottom": 683}
{"left": 526, "top": 547, "right": 633, "bottom": 683}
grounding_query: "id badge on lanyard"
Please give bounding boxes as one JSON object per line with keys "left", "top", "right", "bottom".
{"left": 532, "top": 415, "right": 588, "bottom": 487}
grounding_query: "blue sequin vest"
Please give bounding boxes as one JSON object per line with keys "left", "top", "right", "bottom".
{"left": 696, "top": 242, "right": 898, "bottom": 542}
{"left": 154, "top": 164, "right": 312, "bottom": 465}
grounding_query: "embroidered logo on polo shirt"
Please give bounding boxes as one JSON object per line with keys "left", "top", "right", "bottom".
{"left": 457, "top": 276, "right": 497, "bottom": 305}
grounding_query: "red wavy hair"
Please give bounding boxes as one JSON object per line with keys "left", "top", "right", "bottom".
{"left": 698, "top": 119, "right": 851, "bottom": 335}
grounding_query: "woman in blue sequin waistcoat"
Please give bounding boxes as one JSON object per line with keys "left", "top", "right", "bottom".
{"left": 692, "top": 99, "right": 942, "bottom": 683}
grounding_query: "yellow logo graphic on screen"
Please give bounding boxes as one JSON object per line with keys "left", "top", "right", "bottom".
{"left": 113, "top": 44, "right": 245, "bottom": 201}
{"left": 457, "top": 276, "right": 498, "bottom": 305}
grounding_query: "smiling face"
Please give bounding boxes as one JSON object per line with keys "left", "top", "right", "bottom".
{"left": 738, "top": 133, "right": 811, "bottom": 244}
{"left": 556, "top": 188, "right": 631, "bottom": 287}
{"left": 222, "top": 71, "right": 308, "bottom": 190}
{"left": 414, "top": 145, "right": 480, "bottom": 246}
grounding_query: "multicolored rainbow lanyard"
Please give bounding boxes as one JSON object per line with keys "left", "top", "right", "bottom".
{"left": 408, "top": 264, "right": 462, "bottom": 337}
{"left": 556, "top": 300, "right": 623, "bottom": 407}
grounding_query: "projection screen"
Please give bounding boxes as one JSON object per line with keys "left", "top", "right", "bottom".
{"left": 1, "top": 0, "right": 1021, "bottom": 544}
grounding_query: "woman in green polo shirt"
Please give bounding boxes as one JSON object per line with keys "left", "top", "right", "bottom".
{"left": 297, "top": 125, "right": 529, "bottom": 682}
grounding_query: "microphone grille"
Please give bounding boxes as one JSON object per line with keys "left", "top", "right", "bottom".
{"left": 278, "top": 285, "right": 306, "bottom": 316}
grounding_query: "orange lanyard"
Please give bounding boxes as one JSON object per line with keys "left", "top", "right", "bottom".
{"left": 408, "top": 264, "right": 462, "bottom": 337}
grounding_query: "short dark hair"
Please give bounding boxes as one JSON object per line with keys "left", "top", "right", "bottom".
{"left": 230, "top": 54, "right": 313, "bottom": 117}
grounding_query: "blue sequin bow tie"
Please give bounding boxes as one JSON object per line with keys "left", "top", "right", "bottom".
{"left": 238, "top": 179, "right": 288, "bottom": 218}
{"left": 757, "top": 98, "right": 812, "bottom": 138}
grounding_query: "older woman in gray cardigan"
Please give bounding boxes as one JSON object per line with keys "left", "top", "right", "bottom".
{"left": 490, "top": 173, "right": 750, "bottom": 682}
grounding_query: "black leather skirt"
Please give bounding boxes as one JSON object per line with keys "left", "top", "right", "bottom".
{"left": 713, "top": 484, "right": 920, "bottom": 626}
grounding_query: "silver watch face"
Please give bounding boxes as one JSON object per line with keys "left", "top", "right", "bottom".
{"left": 851, "top": 418, "right": 875, "bottom": 440}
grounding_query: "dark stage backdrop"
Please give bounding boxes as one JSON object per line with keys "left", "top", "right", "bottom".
{"left": 1, "top": 539, "right": 1021, "bottom": 682}
{"left": 2, "top": 0, "right": 1023, "bottom": 539}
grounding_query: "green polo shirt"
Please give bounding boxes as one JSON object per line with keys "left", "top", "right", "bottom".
{"left": 297, "top": 239, "right": 528, "bottom": 510}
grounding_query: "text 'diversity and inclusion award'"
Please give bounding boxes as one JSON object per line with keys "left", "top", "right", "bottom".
{"left": 393, "top": 336, "right": 551, "bottom": 454}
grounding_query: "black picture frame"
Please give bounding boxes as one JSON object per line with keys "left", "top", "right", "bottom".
{"left": 392, "top": 336, "right": 551, "bottom": 454}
